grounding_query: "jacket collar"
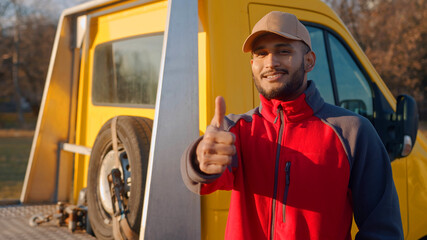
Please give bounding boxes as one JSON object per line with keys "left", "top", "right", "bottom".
{"left": 259, "top": 81, "right": 325, "bottom": 123}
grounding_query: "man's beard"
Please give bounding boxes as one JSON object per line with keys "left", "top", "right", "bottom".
{"left": 253, "top": 60, "right": 306, "bottom": 101}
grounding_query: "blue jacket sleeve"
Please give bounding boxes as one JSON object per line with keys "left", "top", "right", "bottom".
{"left": 350, "top": 117, "right": 403, "bottom": 239}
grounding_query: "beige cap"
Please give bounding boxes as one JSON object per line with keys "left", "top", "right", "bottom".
{"left": 242, "top": 11, "right": 311, "bottom": 52}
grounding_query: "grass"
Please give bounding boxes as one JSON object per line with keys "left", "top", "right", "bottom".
{"left": 0, "top": 112, "right": 37, "bottom": 129}
{"left": 0, "top": 136, "right": 33, "bottom": 199}
{"left": 0, "top": 111, "right": 36, "bottom": 199}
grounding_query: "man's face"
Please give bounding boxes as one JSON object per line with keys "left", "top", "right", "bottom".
{"left": 250, "top": 34, "right": 313, "bottom": 101}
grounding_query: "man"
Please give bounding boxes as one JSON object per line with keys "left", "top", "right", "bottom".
{"left": 181, "top": 11, "right": 403, "bottom": 239}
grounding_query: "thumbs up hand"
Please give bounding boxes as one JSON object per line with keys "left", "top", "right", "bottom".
{"left": 196, "top": 96, "right": 236, "bottom": 175}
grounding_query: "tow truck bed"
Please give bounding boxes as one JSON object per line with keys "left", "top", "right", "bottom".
{"left": 0, "top": 203, "right": 95, "bottom": 239}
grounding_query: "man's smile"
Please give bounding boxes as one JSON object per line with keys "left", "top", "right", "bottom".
{"left": 261, "top": 70, "right": 288, "bottom": 81}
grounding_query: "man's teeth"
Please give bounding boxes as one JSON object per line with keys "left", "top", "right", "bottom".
{"left": 266, "top": 74, "right": 280, "bottom": 79}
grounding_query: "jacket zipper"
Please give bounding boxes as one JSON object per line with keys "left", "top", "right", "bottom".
{"left": 283, "top": 162, "right": 291, "bottom": 222}
{"left": 271, "top": 106, "right": 284, "bottom": 240}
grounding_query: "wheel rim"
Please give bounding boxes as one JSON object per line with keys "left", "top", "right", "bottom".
{"left": 98, "top": 149, "right": 132, "bottom": 215}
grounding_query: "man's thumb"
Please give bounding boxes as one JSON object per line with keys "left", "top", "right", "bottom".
{"left": 212, "top": 96, "right": 226, "bottom": 128}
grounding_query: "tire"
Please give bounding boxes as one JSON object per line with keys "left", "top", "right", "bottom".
{"left": 87, "top": 116, "right": 152, "bottom": 240}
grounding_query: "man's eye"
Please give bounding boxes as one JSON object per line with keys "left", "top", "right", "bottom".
{"left": 254, "top": 51, "right": 268, "bottom": 57}
{"left": 279, "top": 50, "right": 290, "bottom": 54}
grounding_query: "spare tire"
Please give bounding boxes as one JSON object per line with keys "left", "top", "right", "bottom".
{"left": 87, "top": 116, "right": 152, "bottom": 240}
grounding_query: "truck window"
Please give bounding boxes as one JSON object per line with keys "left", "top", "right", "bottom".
{"left": 307, "top": 26, "right": 334, "bottom": 105}
{"left": 306, "top": 25, "right": 374, "bottom": 119}
{"left": 328, "top": 34, "right": 373, "bottom": 119}
{"left": 92, "top": 33, "right": 164, "bottom": 106}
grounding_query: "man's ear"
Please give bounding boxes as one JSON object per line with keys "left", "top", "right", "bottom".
{"left": 250, "top": 58, "right": 253, "bottom": 66}
{"left": 304, "top": 51, "right": 316, "bottom": 73}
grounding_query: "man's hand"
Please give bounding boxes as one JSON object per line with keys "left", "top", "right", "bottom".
{"left": 196, "top": 96, "right": 236, "bottom": 175}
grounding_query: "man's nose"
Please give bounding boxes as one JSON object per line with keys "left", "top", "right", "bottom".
{"left": 264, "top": 53, "right": 280, "bottom": 68}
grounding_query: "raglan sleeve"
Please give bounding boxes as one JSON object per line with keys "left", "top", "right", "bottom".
{"left": 180, "top": 116, "right": 240, "bottom": 195}
{"left": 350, "top": 117, "right": 404, "bottom": 239}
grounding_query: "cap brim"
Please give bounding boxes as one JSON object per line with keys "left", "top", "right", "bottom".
{"left": 242, "top": 30, "right": 302, "bottom": 53}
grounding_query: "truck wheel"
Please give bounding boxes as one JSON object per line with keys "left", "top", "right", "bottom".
{"left": 87, "top": 116, "right": 152, "bottom": 240}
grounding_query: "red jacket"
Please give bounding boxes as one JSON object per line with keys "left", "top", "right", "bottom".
{"left": 181, "top": 81, "right": 403, "bottom": 239}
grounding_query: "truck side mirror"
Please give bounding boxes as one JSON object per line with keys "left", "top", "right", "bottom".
{"left": 394, "top": 95, "right": 419, "bottom": 158}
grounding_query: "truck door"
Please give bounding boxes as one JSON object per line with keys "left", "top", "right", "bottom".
{"left": 305, "top": 25, "right": 409, "bottom": 237}
{"left": 248, "top": 4, "right": 409, "bottom": 237}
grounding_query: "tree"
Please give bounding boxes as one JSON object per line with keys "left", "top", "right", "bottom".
{"left": 0, "top": 0, "right": 57, "bottom": 127}
{"left": 326, "top": 0, "right": 427, "bottom": 120}
{"left": 18, "top": 14, "right": 56, "bottom": 115}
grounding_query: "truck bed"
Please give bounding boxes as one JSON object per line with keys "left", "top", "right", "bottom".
{"left": 0, "top": 203, "right": 96, "bottom": 239}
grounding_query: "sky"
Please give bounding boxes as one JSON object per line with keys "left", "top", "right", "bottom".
{"left": 1, "top": 0, "right": 91, "bottom": 23}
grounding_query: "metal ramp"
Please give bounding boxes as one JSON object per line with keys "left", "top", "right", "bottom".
{"left": 0, "top": 204, "right": 95, "bottom": 240}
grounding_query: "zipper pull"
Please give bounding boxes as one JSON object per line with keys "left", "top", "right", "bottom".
{"left": 274, "top": 106, "right": 282, "bottom": 124}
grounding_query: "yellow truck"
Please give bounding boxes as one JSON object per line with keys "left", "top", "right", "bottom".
{"left": 20, "top": 0, "right": 427, "bottom": 239}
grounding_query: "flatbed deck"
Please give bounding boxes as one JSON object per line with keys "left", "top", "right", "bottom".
{"left": 0, "top": 203, "right": 96, "bottom": 239}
